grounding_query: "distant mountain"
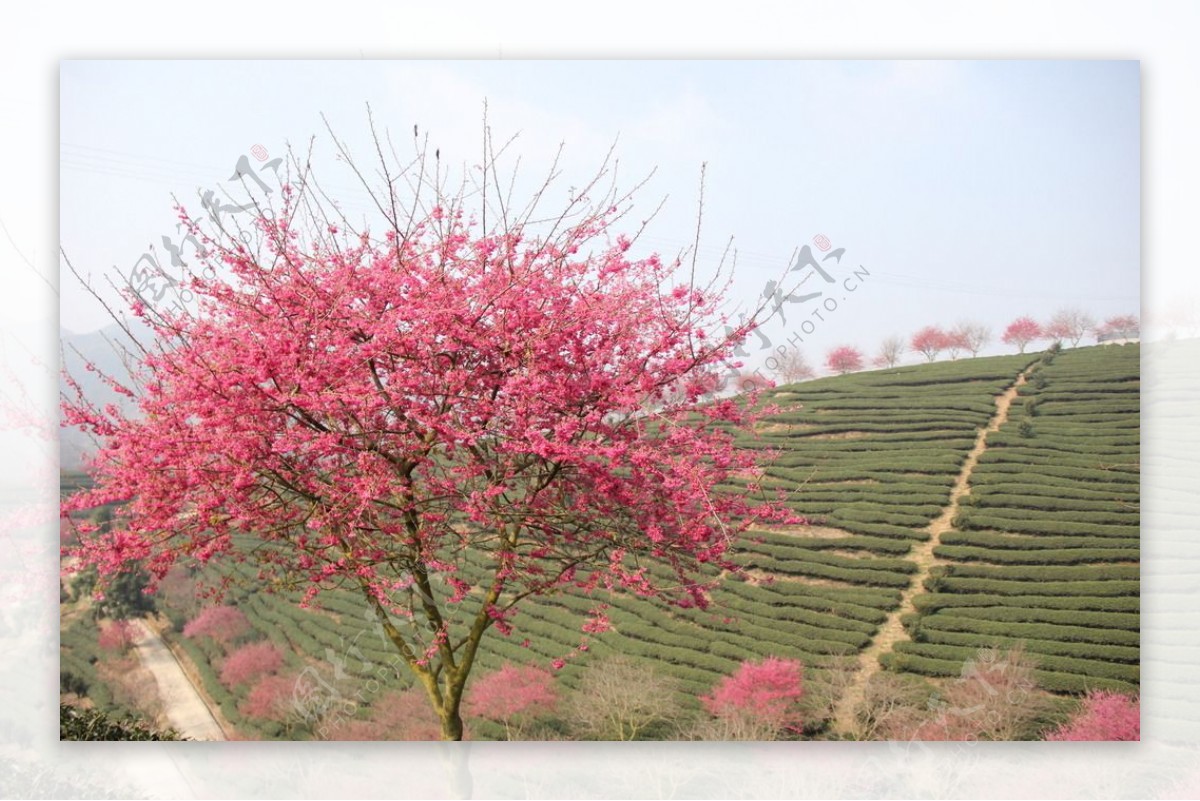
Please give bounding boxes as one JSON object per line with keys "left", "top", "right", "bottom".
{"left": 59, "top": 321, "right": 153, "bottom": 471}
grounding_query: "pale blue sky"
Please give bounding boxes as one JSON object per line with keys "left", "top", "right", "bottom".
{"left": 60, "top": 60, "right": 1139, "bottom": 368}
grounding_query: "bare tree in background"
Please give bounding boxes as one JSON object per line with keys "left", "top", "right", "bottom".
{"left": 569, "top": 657, "right": 682, "bottom": 740}
{"left": 953, "top": 321, "right": 992, "bottom": 357}
{"left": 852, "top": 645, "right": 1053, "bottom": 741}
{"left": 872, "top": 335, "right": 905, "bottom": 368}
{"left": 771, "top": 347, "right": 816, "bottom": 385}
{"left": 800, "top": 654, "right": 859, "bottom": 732}
{"left": 687, "top": 710, "right": 784, "bottom": 741}
{"left": 1045, "top": 307, "right": 1096, "bottom": 348}
{"left": 907, "top": 644, "right": 1053, "bottom": 741}
{"left": 853, "top": 671, "right": 930, "bottom": 741}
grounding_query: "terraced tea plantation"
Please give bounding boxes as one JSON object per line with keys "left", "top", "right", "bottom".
{"left": 883, "top": 344, "right": 1140, "bottom": 695}
{"left": 70, "top": 345, "right": 1139, "bottom": 739}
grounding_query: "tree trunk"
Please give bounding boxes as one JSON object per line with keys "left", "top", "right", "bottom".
{"left": 440, "top": 708, "right": 465, "bottom": 741}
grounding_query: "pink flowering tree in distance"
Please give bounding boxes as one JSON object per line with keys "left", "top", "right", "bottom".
{"left": 701, "top": 656, "right": 805, "bottom": 739}
{"left": 182, "top": 606, "right": 251, "bottom": 650}
{"left": 1002, "top": 316, "right": 1043, "bottom": 353}
{"left": 60, "top": 116, "right": 798, "bottom": 740}
{"left": 220, "top": 641, "right": 285, "bottom": 688}
{"left": 465, "top": 662, "right": 558, "bottom": 739}
{"left": 1046, "top": 691, "right": 1140, "bottom": 741}
{"left": 1096, "top": 314, "right": 1140, "bottom": 341}
{"left": 240, "top": 673, "right": 304, "bottom": 735}
{"left": 910, "top": 326, "right": 949, "bottom": 362}
{"left": 240, "top": 675, "right": 289, "bottom": 721}
{"left": 97, "top": 619, "right": 136, "bottom": 653}
{"left": 941, "top": 327, "right": 971, "bottom": 360}
{"left": 825, "top": 345, "right": 864, "bottom": 375}
{"left": 321, "top": 687, "right": 446, "bottom": 741}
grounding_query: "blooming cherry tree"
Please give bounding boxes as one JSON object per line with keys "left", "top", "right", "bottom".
{"left": 1002, "top": 316, "right": 1043, "bottom": 353}
{"left": 1046, "top": 691, "right": 1139, "bottom": 741}
{"left": 910, "top": 326, "right": 949, "bottom": 362}
{"left": 97, "top": 619, "right": 136, "bottom": 653}
{"left": 182, "top": 606, "right": 251, "bottom": 650}
{"left": 240, "top": 674, "right": 299, "bottom": 724}
{"left": 825, "top": 345, "right": 864, "bottom": 375}
{"left": 61, "top": 124, "right": 795, "bottom": 740}
{"left": 941, "top": 327, "right": 971, "bottom": 359}
{"left": 220, "top": 641, "right": 284, "bottom": 688}
{"left": 465, "top": 662, "right": 558, "bottom": 739}
{"left": 700, "top": 656, "right": 805, "bottom": 739}
{"left": 1096, "top": 314, "right": 1139, "bottom": 341}
{"left": 342, "top": 688, "right": 446, "bottom": 741}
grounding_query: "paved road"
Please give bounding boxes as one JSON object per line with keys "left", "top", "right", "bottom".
{"left": 130, "top": 619, "right": 226, "bottom": 741}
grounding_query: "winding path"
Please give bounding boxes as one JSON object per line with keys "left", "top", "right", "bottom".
{"left": 130, "top": 619, "right": 226, "bottom": 741}
{"left": 829, "top": 368, "right": 1029, "bottom": 735}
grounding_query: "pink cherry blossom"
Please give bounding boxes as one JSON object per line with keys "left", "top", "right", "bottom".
{"left": 701, "top": 656, "right": 805, "bottom": 735}
{"left": 61, "top": 142, "right": 799, "bottom": 740}
{"left": 1046, "top": 691, "right": 1139, "bottom": 741}
{"left": 220, "top": 641, "right": 284, "bottom": 688}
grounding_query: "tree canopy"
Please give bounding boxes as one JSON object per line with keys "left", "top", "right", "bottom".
{"left": 61, "top": 119, "right": 794, "bottom": 739}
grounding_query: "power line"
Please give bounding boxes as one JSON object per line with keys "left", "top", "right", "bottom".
{"left": 868, "top": 271, "right": 1131, "bottom": 303}
{"left": 0, "top": 215, "right": 56, "bottom": 296}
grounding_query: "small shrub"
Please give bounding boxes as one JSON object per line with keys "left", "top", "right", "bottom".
{"left": 60, "top": 670, "right": 89, "bottom": 697}
{"left": 905, "top": 616, "right": 927, "bottom": 643}
{"left": 60, "top": 704, "right": 183, "bottom": 741}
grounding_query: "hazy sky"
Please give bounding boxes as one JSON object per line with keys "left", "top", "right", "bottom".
{"left": 59, "top": 60, "right": 1140, "bottom": 369}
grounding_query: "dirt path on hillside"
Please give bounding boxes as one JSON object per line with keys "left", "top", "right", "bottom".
{"left": 828, "top": 369, "right": 1029, "bottom": 736}
{"left": 130, "top": 619, "right": 226, "bottom": 741}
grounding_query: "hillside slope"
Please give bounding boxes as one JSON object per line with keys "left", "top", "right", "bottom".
{"left": 881, "top": 344, "right": 1140, "bottom": 696}
{"left": 63, "top": 345, "right": 1139, "bottom": 739}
